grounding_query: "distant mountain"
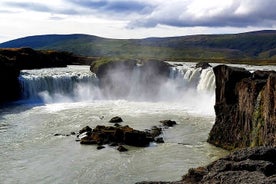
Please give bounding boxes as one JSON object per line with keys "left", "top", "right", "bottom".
{"left": 1, "top": 30, "right": 276, "bottom": 64}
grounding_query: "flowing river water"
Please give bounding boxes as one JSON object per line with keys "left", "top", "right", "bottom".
{"left": 1, "top": 63, "right": 274, "bottom": 184}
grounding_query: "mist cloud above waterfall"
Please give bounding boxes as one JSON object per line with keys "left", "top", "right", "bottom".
{"left": 1, "top": 0, "right": 276, "bottom": 43}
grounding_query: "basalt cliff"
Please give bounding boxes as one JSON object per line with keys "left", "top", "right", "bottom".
{"left": 208, "top": 65, "right": 276, "bottom": 150}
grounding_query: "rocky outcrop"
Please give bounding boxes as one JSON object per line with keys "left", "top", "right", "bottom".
{"left": 181, "top": 146, "right": 276, "bottom": 184}
{"left": 207, "top": 65, "right": 276, "bottom": 150}
{"left": 137, "top": 146, "right": 276, "bottom": 184}
{"left": 0, "top": 48, "right": 95, "bottom": 103}
{"left": 109, "top": 116, "right": 123, "bottom": 123}
{"left": 78, "top": 125, "right": 163, "bottom": 147}
{"left": 160, "top": 120, "right": 177, "bottom": 127}
{"left": 195, "top": 62, "right": 212, "bottom": 69}
{"left": 90, "top": 59, "right": 171, "bottom": 99}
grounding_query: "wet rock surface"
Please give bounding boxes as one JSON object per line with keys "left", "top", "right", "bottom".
{"left": 79, "top": 125, "right": 160, "bottom": 147}
{"left": 160, "top": 120, "right": 177, "bottom": 127}
{"left": 109, "top": 116, "right": 123, "bottom": 123}
{"left": 195, "top": 62, "right": 212, "bottom": 69}
{"left": 70, "top": 119, "right": 178, "bottom": 151}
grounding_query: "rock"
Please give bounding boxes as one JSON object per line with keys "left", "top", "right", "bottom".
{"left": 114, "top": 123, "right": 121, "bottom": 127}
{"left": 195, "top": 62, "right": 212, "bottom": 69}
{"left": 208, "top": 65, "right": 276, "bottom": 150}
{"left": 147, "top": 126, "right": 162, "bottom": 137}
{"left": 54, "top": 133, "right": 70, "bottom": 137}
{"left": 117, "top": 145, "right": 128, "bottom": 152}
{"left": 54, "top": 133, "right": 63, "bottom": 136}
{"left": 155, "top": 137, "right": 165, "bottom": 143}
{"left": 78, "top": 125, "right": 160, "bottom": 147}
{"left": 109, "top": 142, "right": 119, "bottom": 147}
{"left": 79, "top": 126, "right": 92, "bottom": 134}
{"left": 109, "top": 116, "right": 123, "bottom": 123}
{"left": 124, "top": 129, "right": 151, "bottom": 147}
{"left": 181, "top": 146, "right": 276, "bottom": 184}
{"left": 97, "top": 145, "right": 105, "bottom": 150}
{"left": 160, "top": 120, "right": 177, "bottom": 127}
{"left": 80, "top": 136, "right": 98, "bottom": 145}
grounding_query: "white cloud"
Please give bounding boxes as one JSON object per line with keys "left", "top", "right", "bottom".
{"left": 0, "top": 0, "right": 275, "bottom": 42}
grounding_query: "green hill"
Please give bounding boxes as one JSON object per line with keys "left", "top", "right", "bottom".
{"left": 1, "top": 30, "right": 276, "bottom": 64}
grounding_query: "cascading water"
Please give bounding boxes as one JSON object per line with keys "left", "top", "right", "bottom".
{"left": 18, "top": 63, "right": 216, "bottom": 114}
{"left": 19, "top": 65, "right": 101, "bottom": 103}
{"left": 166, "top": 63, "right": 216, "bottom": 114}
{"left": 168, "top": 64, "right": 215, "bottom": 93}
{"left": 18, "top": 63, "right": 216, "bottom": 106}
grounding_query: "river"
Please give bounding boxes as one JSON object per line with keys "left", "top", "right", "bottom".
{"left": 1, "top": 62, "right": 273, "bottom": 184}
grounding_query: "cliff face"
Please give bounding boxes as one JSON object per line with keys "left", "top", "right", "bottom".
{"left": 208, "top": 65, "right": 276, "bottom": 150}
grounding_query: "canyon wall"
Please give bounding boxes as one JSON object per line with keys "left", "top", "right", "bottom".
{"left": 208, "top": 65, "right": 276, "bottom": 150}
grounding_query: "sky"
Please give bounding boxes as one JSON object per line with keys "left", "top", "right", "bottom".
{"left": 1, "top": 0, "right": 276, "bottom": 43}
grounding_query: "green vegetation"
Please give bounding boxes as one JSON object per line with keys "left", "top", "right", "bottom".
{"left": 250, "top": 92, "right": 265, "bottom": 147}
{"left": 1, "top": 30, "right": 276, "bottom": 65}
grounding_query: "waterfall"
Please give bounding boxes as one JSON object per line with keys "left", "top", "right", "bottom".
{"left": 197, "top": 68, "right": 215, "bottom": 92}
{"left": 169, "top": 64, "right": 215, "bottom": 93}
{"left": 18, "top": 63, "right": 216, "bottom": 107}
{"left": 19, "top": 66, "right": 101, "bottom": 103}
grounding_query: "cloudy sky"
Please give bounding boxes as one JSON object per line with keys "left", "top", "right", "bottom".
{"left": 0, "top": 0, "right": 276, "bottom": 42}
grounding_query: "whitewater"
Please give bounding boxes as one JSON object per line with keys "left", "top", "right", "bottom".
{"left": 2, "top": 62, "right": 266, "bottom": 183}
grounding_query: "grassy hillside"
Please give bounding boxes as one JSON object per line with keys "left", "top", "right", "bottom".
{"left": 1, "top": 30, "right": 276, "bottom": 65}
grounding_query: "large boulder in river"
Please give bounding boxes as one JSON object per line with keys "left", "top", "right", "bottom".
{"left": 208, "top": 65, "right": 276, "bottom": 150}
{"left": 109, "top": 116, "right": 123, "bottom": 123}
{"left": 90, "top": 58, "right": 171, "bottom": 99}
{"left": 79, "top": 125, "right": 158, "bottom": 147}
